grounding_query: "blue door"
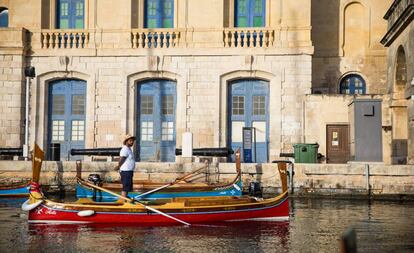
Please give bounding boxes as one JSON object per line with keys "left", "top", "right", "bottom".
{"left": 228, "top": 79, "right": 269, "bottom": 163}
{"left": 235, "top": 0, "right": 265, "bottom": 27}
{"left": 57, "top": 0, "right": 85, "bottom": 29}
{"left": 137, "top": 80, "right": 176, "bottom": 162}
{"left": 48, "top": 79, "right": 86, "bottom": 160}
{"left": 144, "top": 0, "right": 174, "bottom": 28}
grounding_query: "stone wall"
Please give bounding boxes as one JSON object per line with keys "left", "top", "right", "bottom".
{"left": 0, "top": 46, "right": 25, "bottom": 148}
{"left": 304, "top": 94, "right": 393, "bottom": 164}
{"left": 1, "top": 161, "right": 413, "bottom": 199}
{"left": 28, "top": 53, "right": 312, "bottom": 161}
{"left": 384, "top": 19, "right": 414, "bottom": 164}
{"left": 311, "top": 0, "right": 391, "bottom": 94}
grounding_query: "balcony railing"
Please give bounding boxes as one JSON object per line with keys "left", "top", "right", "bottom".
{"left": 223, "top": 28, "right": 275, "bottom": 48}
{"left": 131, "top": 29, "right": 181, "bottom": 49}
{"left": 41, "top": 30, "right": 90, "bottom": 49}
{"left": 21, "top": 27, "right": 311, "bottom": 54}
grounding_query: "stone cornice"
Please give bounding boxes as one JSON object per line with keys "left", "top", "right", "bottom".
{"left": 381, "top": 1, "right": 414, "bottom": 46}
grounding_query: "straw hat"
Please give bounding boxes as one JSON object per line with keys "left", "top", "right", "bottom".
{"left": 123, "top": 134, "right": 136, "bottom": 145}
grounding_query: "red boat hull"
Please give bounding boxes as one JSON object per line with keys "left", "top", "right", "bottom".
{"left": 28, "top": 197, "right": 289, "bottom": 225}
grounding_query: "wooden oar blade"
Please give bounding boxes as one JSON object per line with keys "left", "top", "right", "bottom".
{"left": 32, "top": 144, "right": 45, "bottom": 183}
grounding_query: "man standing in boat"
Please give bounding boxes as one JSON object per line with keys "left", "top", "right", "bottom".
{"left": 115, "top": 134, "right": 136, "bottom": 199}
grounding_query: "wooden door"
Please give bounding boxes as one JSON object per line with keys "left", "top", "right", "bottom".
{"left": 326, "top": 125, "right": 350, "bottom": 164}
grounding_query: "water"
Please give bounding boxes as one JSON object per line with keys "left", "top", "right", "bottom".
{"left": 0, "top": 197, "right": 413, "bottom": 252}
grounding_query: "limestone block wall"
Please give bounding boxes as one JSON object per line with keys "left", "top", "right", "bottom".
{"left": 304, "top": 94, "right": 393, "bottom": 163}
{"left": 0, "top": 54, "right": 24, "bottom": 147}
{"left": 293, "top": 163, "right": 414, "bottom": 197}
{"left": 304, "top": 95, "right": 350, "bottom": 157}
{"left": 311, "top": 0, "right": 391, "bottom": 94}
{"left": 28, "top": 53, "right": 312, "bottom": 161}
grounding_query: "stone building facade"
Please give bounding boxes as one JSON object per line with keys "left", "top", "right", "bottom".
{"left": 0, "top": 0, "right": 410, "bottom": 164}
{"left": 381, "top": 0, "right": 414, "bottom": 164}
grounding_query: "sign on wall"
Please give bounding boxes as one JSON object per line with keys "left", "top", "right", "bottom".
{"left": 243, "top": 127, "right": 256, "bottom": 163}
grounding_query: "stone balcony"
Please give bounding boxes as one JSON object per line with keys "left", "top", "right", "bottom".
{"left": 0, "top": 27, "right": 27, "bottom": 55}
{"left": 0, "top": 26, "right": 313, "bottom": 56}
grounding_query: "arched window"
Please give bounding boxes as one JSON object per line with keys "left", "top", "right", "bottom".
{"left": 395, "top": 46, "right": 407, "bottom": 86}
{"left": 0, "top": 8, "right": 8, "bottom": 27}
{"left": 340, "top": 74, "right": 366, "bottom": 95}
{"left": 393, "top": 46, "right": 407, "bottom": 100}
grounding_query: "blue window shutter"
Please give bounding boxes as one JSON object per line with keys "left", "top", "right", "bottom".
{"left": 0, "top": 9, "right": 9, "bottom": 27}
{"left": 235, "top": 0, "right": 249, "bottom": 27}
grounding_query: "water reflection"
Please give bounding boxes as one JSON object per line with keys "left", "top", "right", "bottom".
{"left": 26, "top": 221, "right": 290, "bottom": 252}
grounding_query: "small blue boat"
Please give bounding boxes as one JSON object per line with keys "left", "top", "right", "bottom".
{"left": 76, "top": 150, "right": 243, "bottom": 201}
{"left": 76, "top": 176, "right": 243, "bottom": 201}
{"left": 0, "top": 181, "right": 30, "bottom": 197}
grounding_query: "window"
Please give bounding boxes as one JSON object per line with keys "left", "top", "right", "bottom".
{"left": 71, "top": 120, "right": 84, "bottom": 141}
{"left": 72, "top": 95, "right": 85, "bottom": 115}
{"left": 232, "top": 96, "right": 245, "bottom": 115}
{"left": 235, "top": 0, "right": 265, "bottom": 27}
{"left": 141, "top": 121, "right": 153, "bottom": 141}
{"left": 161, "top": 121, "right": 174, "bottom": 141}
{"left": 145, "top": 0, "right": 174, "bottom": 28}
{"left": 141, "top": 96, "right": 153, "bottom": 114}
{"left": 253, "top": 96, "right": 265, "bottom": 115}
{"left": 52, "top": 120, "right": 65, "bottom": 141}
{"left": 52, "top": 95, "right": 65, "bottom": 115}
{"left": 162, "top": 95, "right": 174, "bottom": 115}
{"left": 57, "top": 0, "right": 84, "bottom": 29}
{"left": 340, "top": 74, "right": 366, "bottom": 95}
{"left": 0, "top": 8, "right": 8, "bottom": 27}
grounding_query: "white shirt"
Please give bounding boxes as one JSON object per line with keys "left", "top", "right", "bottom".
{"left": 119, "top": 145, "right": 136, "bottom": 171}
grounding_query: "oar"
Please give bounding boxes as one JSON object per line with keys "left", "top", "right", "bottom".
{"left": 32, "top": 144, "right": 45, "bottom": 184}
{"left": 80, "top": 179, "right": 191, "bottom": 226}
{"left": 133, "top": 162, "right": 209, "bottom": 200}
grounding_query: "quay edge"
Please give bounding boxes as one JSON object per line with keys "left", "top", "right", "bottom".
{"left": 0, "top": 161, "right": 413, "bottom": 200}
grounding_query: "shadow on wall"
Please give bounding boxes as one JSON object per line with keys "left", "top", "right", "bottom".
{"left": 311, "top": 0, "right": 341, "bottom": 94}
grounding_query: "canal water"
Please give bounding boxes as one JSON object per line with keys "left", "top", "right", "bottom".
{"left": 0, "top": 197, "right": 413, "bottom": 252}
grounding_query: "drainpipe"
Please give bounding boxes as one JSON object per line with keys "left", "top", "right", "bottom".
{"left": 365, "top": 164, "right": 371, "bottom": 196}
{"left": 23, "top": 66, "right": 36, "bottom": 160}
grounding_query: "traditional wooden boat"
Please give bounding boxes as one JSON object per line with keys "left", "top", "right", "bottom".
{"left": 76, "top": 151, "right": 243, "bottom": 201}
{"left": 23, "top": 144, "right": 290, "bottom": 225}
{"left": 0, "top": 181, "right": 30, "bottom": 197}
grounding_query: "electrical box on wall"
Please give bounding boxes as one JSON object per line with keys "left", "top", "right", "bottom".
{"left": 348, "top": 99, "right": 383, "bottom": 162}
